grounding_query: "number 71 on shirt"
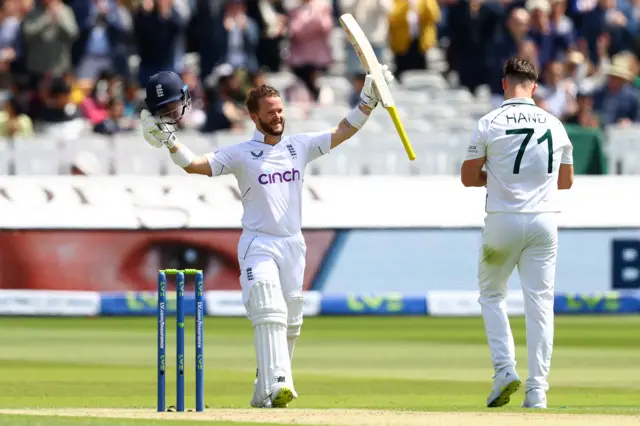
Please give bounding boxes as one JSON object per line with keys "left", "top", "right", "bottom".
{"left": 339, "top": 13, "right": 417, "bottom": 161}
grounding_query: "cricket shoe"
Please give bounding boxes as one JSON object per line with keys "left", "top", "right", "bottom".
{"left": 268, "top": 382, "right": 297, "bottom": 408}
{"left": 486, "top": 369, "right": 521, "bottom": 408}
{"left": 522, "top": 389, "right": 547, "bottom": 408}
{"left": 250, "top": 373, "right": 297, "bottom": 408}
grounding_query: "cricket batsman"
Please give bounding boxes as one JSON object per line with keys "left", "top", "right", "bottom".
{"left": 139, "top": 67, "right": 394, "bottom": 408}
{"left": 460, "top": 57, "right": 574, "bottom": 409}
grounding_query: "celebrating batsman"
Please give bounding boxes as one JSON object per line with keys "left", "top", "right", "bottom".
{"left": 139, "top": 67, "right": 394, "bottom": 408}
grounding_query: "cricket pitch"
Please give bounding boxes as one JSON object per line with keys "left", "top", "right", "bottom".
{"left": 1, "top": 408, "right": 639, "bottom": 426}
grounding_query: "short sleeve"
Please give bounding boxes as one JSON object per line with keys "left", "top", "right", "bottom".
{"left": 466, "top": 120, "right": 487, "bottom": 160}
{"left": 294, "top": 131, "right": 332, "bottom": 163}
{"left": 561, "top": 141, "right": 574, "bottom": 165}
{"left": 204, "top": 147, "right": 235, "bottom": 176}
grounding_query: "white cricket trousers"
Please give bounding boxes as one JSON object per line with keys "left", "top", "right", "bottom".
{"left": 237, "top": 230, "right": 307, "bottom": 304}
{"left": 478, "top": 212, "right": 557, "bottom": 392}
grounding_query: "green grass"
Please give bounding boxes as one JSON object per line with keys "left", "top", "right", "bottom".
{"left": 0, "top": 316, "right": 638, "bottom": 425}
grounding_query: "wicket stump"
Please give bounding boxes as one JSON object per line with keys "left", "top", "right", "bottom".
{"left": 157, "top": 268, "right": 205, "bottom": 412}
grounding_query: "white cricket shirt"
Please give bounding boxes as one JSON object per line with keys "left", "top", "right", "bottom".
{"left": 466, "top": 97, "right": 574, "bottom": 213}
{"left": 205, "top": 129, "right": 332, "bottom": 237}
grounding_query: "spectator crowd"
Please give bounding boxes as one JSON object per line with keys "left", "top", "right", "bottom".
{"left": 0, "top": 0, "right": 638, "bottom": 143}
{"left": 444, "top": 0, "right": 640, "bottom": 129}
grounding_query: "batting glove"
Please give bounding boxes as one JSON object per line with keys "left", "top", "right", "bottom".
{"left": 380, "top": 64, "right": 395, "bottom": 86}
{"left": 140, "top": 109, "right": 177, "bottom": 149}
{"left": 359, "top": 64, "right": 396, "bottom": 109}
{"left": 359, "top": 74, "right": 379, "bottom": 109}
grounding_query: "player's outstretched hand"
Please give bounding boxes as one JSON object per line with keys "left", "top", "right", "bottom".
{"left": 140, "top": 109, "right": 176, "bottom": 149}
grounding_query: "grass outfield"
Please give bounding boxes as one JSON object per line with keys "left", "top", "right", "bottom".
{"left": 0, "top": 316, "right": 638, "bottom": 426}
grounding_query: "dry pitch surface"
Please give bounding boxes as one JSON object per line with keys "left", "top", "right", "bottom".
{"left": 1, "top": 409, "right": 639, "bottom": 426}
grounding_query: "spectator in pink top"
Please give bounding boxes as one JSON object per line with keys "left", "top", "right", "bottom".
{"left": 287, "top": 0, "right": 333, "bottom": 101}
{"left": 79, "top": 69, "right": 116, "bottom": 126}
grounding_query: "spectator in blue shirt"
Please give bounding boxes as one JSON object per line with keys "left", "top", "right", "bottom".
{"left": 527, "top": 0, "right": 572, "bottom": 69}
{"left": 580, "top": 0, "right": 636, "bottom": 63}
{"left": 71, "top": 0, "right": 132, "bottom": 80}
{"left": 487, "top": 7, "right": 532, "bottom": 106}
{"left": 550, "top": 0, "right": 577, "bottom": 46}
{"left": 134, "top": 0, "right": 187, "bottom": 86}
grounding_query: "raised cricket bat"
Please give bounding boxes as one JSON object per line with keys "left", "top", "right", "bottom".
{"left": 339, "top": 13, "right": 416, "bottom": 161}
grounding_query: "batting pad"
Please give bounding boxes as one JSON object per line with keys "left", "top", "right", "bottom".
{"left": 245, "top": 281, "right": 292, "bottom": 402}
{"left": 286, "top": 297, "right": 304, "bottom": 337}
{"left": 285, "top": 296, "right": 304, "bottom": 363}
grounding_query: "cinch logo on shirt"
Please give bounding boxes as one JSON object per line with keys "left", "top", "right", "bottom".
{"left": 258, "top": 168, "right": 301, "bottom": 185}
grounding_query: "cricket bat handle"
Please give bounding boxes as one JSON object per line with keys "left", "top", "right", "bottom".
{"left": 385, "top": 106, "right": 417, "bottom": 161}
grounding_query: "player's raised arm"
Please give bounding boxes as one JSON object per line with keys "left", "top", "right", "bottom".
{"left": 329, "top": 65, "right": 395, "bottom": 149}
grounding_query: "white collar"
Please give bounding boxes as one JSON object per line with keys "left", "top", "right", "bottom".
{"left": 251, "top": 129, "right": 266, "bottom": 143}
{"left": 501, "top": 97, "right": 536, "bottom": 107}
{"left": 251, "top": 129, "right": 284, "bottom": 145}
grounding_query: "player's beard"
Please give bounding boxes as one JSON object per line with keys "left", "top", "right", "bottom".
{"left": 259, "top": 117, "right": 285, "bottom": 137}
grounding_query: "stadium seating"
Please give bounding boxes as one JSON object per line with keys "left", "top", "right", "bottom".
{"left": 0, "top": 59, "right": 627, "bottom": 177}
{"left": 606, "top": 124, "right": 640, "bottom": 175}
{"left": 0, "top": 15, "right": 630, "bottom": 178}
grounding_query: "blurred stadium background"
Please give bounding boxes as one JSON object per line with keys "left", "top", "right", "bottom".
{"left": 0, "top": 0, "right": 637, "bottom": 175}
